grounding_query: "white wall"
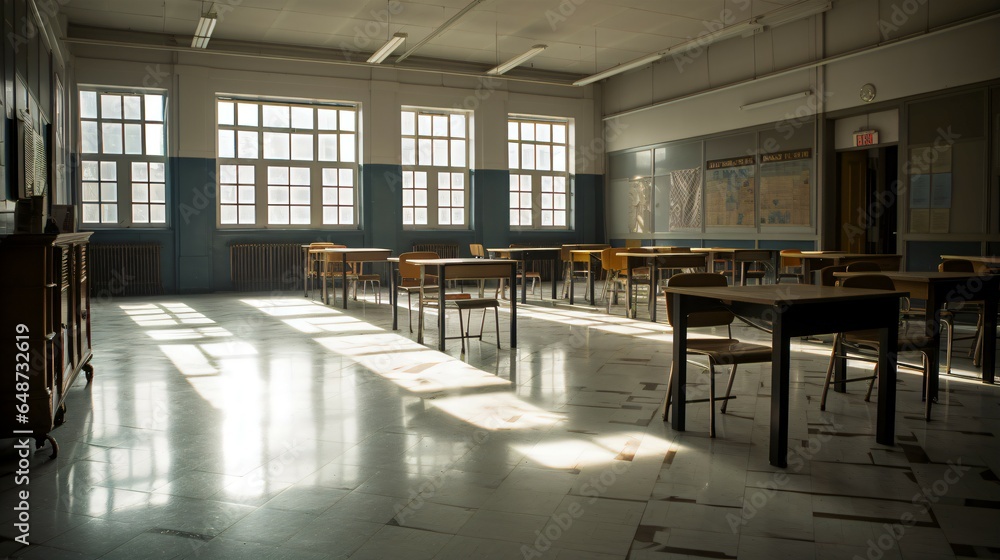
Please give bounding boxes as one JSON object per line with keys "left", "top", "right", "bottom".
{"left": 71, "top": 45, "right": 601, "bottom": 173}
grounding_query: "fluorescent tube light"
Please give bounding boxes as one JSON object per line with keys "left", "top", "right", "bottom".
{"left": 191, "top": 13, "right": 217, "bottom": 49}
{"left": 368, "top": 33, "right": 407, "bottom": 64}
{"left": 573, "top": 53, "right": 662, "bottom": 86}
{"left": 739, "top": 90, "right": 812, "bottom": 110}
{"left": 487, "top": 45, "right": 547, "bottom": 75}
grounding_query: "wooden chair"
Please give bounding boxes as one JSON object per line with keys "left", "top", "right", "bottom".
{"left": 776, "top": 249, "right": 804, "bottom": 284}
{"left": 821, "top": 274, "right": 935, "bottom": 420}
{"left": 938, "top": 259, "right": 985, "bottom": 372}
{"left": 845, "top": 261, "right": 881, "bottom": 272}
{"left": 662, "top": 273, "right": 772, "bottom": 437}
{"left": 506, "top": 243, "right": 541, "bottom": 298}
{"left": 396, "top": 251, "right": 471, "bottom": 333}
{"left": 453, "top": 298, "right": 501, "bottom": 354}
{"left": 818, "top": 265, "right": 848, "bottom": 287}
{"left": 602, "top": 247, "right": 650, "bottom": 314}
{"left": 307, "top": 242, "right": 338, "bottom": 298}
{"left": 733, "top": 249, "right": 771, "bottom": 286}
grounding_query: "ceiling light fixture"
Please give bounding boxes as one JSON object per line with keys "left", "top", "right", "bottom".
{"left": 191, "top": 13, "right": 217, "bottom": 49}
{"left": 486, "top": 44, "right": 547, "bottom": 75}
{"left": 368, "top": 33, "right": 407, "bottom": 64}
{"left": 739, "top": 90, "right": 812, "bottom": 110}
{"left": 572, "top": 53, "right": 662, "bottom": 87}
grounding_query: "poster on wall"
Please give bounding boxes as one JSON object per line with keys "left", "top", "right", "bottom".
{"left": 668, "top": 167, "right": 702, "bottom": 230}
{"left": 628, "top": 177, "right": 652, "bottom": 233}
{"left": 759, "top": 149, "right": 811, "bottom": 226}
{"left": 705, "top": 156, "right": 755, "bottom": 227}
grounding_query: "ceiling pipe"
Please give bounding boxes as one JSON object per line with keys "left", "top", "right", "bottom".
{"left": 394, "top": 0, "right": 487, "bottom": 64}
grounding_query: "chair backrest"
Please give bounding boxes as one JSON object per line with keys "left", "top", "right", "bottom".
{"left": 398, "top": 251, "right": 440, "bottom": 282}
{"left": 845, "top": 261, "right": 880, "bottom": 272}
{"left": 733, "top": 249, "right": 771, "bottom": 264}
{"left": 780, "top": 249, "right": 802, "bottom": 267}
{"left": 938, "top": 259, "right": 975, "bottom": 272}
{"left": 470, "top": 243, "right": 485, "bottom": 258}
{"left": 818, "top": 265, "right": 848, "bottom": 286}
{"left": 625, "top": 239, "right": 641, "bottom": 248}
{"left": 664, "top": 273, "right": 734, "bottom": 329}
{"left": 839, "top": 274, "right": 895, "bottom": 291}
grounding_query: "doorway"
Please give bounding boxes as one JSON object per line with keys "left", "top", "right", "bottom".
{"left": 835, "top": 146, "right": 898, "bottom": 254}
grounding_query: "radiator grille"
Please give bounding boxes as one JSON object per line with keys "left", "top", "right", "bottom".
{"left": 412, "top": 243, "right": 459, "bottom": 258}
{"left": 230, "top": 243, "right": 303, "bottom": 292}
{"left": 90, "top": 243, "right": 163, "bottom": 296}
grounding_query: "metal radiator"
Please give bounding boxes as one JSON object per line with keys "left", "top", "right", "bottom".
{"left": 412, "top": 243, "right": 459, "bottom": 258}
{"left": 90, "top": 243, "right": 163, "bottom": 296}
{"left": 230, "top": 243, "right": 303, "bottom": 292}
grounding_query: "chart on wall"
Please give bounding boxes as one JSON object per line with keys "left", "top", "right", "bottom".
{"left": 669, "top": 167, "right": 702, "bottom": 230}
{"left": 705, "top": 157, "right": 755, "bottom": 227}
{"left": 628, "top": 177, "right": 653, "bottom": 233}
{"left": 908, "top": 145, "right": 952, "bottom": 233}
{"left": 759, "top": 149, "right": 811, "bottom": 226}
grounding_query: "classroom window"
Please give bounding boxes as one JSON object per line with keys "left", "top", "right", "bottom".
{"left": 507, "top": 116, "right": 571, "bottom": 229}
{"left": 217, "top": 98, "right": 359, "bottom": 227}
{"left": 79, "top": 89, "right": 167, "bottom": 227}
{"left": 401, "top": 107, "right": 470, "bottom": 228}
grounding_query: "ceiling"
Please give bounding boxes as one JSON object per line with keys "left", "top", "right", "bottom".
{"left": 61, "top": 0, "right": 805, "bottom": 80}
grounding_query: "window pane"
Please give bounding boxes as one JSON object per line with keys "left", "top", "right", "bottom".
{"left": 102, "top": 123, "right": 123, "bottom": 154}
{"left": 438, "top": 191, "right": 450, "bottom": 207}
{"left": 450, "top": 114, "right": 466, "bottom": 138}
{"left": 145, "top": 95, "right": 164, "bottom": 122}
{"left": 150, "top": 184, "right": 166, "bottom": 203}
{"left": 238, "top": 130, "right": 258, "bottom": 158}
{"left": 82, "top": 183, "right": 99, "bottom": 202}
{"left": 269, "top": 186, "right": 289, "bottom": 204}
{"left": 150, "top": 162, "right": 165, "bottom": 182}
{"left": 450, "top": 140, "right": 466, "bottom": 167}
{"left": 80, "top": 91, "right": 98, "bottom": 119}
{"left": 101, "top": 204, "right": 118, "bottom": 223}
{"left": 418, "top": 114, "right": 432, "bottom": 136}
{"left": 322, "top": 168, "right": 338, "bottom": 186}
{"left": 290, "top": 206, "right": 310, "bottom": 224}
{"left": 339, "top": 208, "right": 353, "bottom": 224}
{"left": 218, "top": 101, "right": 234, "bottom": 125}
{"left": 238, "top": 102, "right": 258, "bottom": 126}
{"left": 218, "top": 130, "right": 235, "bottom": 158}
{"left": 123, "top": 96, "right": 142, "bottom": 120}
{"left": 401, "top": 138, "right": 415, "bottom": 165}
{"left": 83, "top": 162, "right": 99, "bottom": 181}
{"left": 402, "top": 208, "right": 413, "bottom": 225}
{"left": 536, "top": 123, "right": 551, "bottom": 142}
{"left": 238, "top": 205, "right": 255, "bottom": 224}
{"left": 219, "top": 164, "right": 237, "bottom": 184}
{"left": 521, "top": 193, "right": 532, "bottom": 207}
{"left": 319, "top": 134, "right": 338, "bottom": 161}
{"left": 508, "top": 142, "right": 518, "bottom": 168}
{"left": 264, "top": 132, "right": 290, "bottom": 159}
{"left": 146, "top": 124, "right": 164, "bottom": 156}
{"left": 239, "top": 165, "right": 254, "bottom": 183}
{"left": 415, "top": 208, "right": 427, "bottom": 225}
{"left": 132, "top": 162, "right": 148, "bottom": 181}
{"left": 536, "top": 145, "right": 551, "bottom": 171}
{"left": 101, "top": 161, "right": 117, "bottom": 180}
{"left": 451, "top": 173, "right": 464, "bottom": 188}
{"left": 452, "top": 209, "right": 464, "bottom": 224}
{"left": 101, "top": 94, "right": 121, "bottom": 119}
{"left": 221, "top": 185, "right": 237, "bottom": 203}
{"left": 263, "top": 105, "right": 290, "bottom": 128}
{"left": 82, "top": 204, "right": 100, "bottom": 223}
{"left": 541, "top": 193, "right": 552, "bottom": 208}
{"left": 340, "top": 134, "right": 356, "bottom": 162}
{"left": 401, "top": 111, "right": 415, "bottom": 135}
{"left": 452, "top": 191, "right": 464, "bottom": 206}
{"left": 520, "top": 122, "right": 534, "bottom": 141}
{"left": 553, "top": 146, "right": 566, "bottom": 172}
{"left": 151, "top": 205, "right": 166, "bottom": 223}
{"left": 290, "top": 167, "right": 310, "bottom": 185}
{"left": 520, "top": 210, "right": 531, "bottom": 225}
{"left": 238, "top": 185, "right": 255, "bottom": 203}
{"left": 554, "top": 176, "right": 566, "bottom": 192}
{"left": 124, "top": 123, "right": 143, "bottom": 154}
{"left": 541, "top": 212, "right": 552, "bottom": 226}
{"left": 340, "top": 110, "right": 355, "bottom": 132}
{"left": 133, "top": 204, "right": 149, "bottom": 223}
{"left": 339, "top": 188, "right": 352, "bottom": 205}
{"left": 553, "top": 124, "right": 566, "bottom": 144}
{"left": 290, "top": 133, "right": 313, "bottom": 160}
{"left": 554, "top": 211, "right": 566, "bottom": 226}
{"left": 291, "top": 107, "right": 313, "bottom": 129}
{"left": 521, "top": 144, "right": 534, "bottom": 169}
{"left": 433, "top": 115, "right": 448, "bottom": 136}
{"left": 318, "top": 109, "right": 337, "bottom": 130}
{"left": 418, "top": 139, "right": 432, "bottom": 165}
{"left": 433, "top": 139, "right": 448, "bottom": 166}
{"left": 268, "top": 166, "right": 289, "bottom": 184}
{"left": 340, "top": 169, "right": 353, "bottom": 185}
{"left": 81, "top": 122, "right": 99, "bottom": 153}
{"left": 415, "top": 190, "right": 427, "bottom": 206}
{"left": 438, "top": 209, "right": 450, "bottom": 225}
{"left": 101, "top": 183, "right": 118, "bottom": 202}
{"left": 268, "top": 206, "right": 289, "bottom": 225}
{"left": 221, "top": 205, "right": 238, "bottom": 224}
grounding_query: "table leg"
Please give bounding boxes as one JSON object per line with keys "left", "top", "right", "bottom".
{"left": 769, "top": 311, "right": 790, "bottom": 468}
{"left": 521, "top": 262, "right": 527, "bottom": 304}
{"left": 551, "top": 258, "right": 559, "bottom": 300}
{"left": 670, "top": 293, "right": 688, "bottom": 431}
{"left": 626, "top": 259, "right": 634, "bottom": 318}
{"left": 982, "top": 280, "right": 997, "bottom": 384}
{"left": 649, "top": 260, "right": 659, "bottom": 323}
{"left": 926, "top": 286, "right": 942, "bottom": 400}
{"left": 390, "top": 262, "right": 398, "bottom": 331}
{"left": 569, "top": 264, "right": 576, "bottom": 305}
{"left": 876, "top": 305, "right": 898, "bottom": 446}
{"left": 510, "top": 265, "right": 517, "bottom": 348}
{"left": 589, "top": 255, "right": 596, "bottom": 305}
{"left": 341, "top": 255, "right": 349, "bottom": 310}
{"left": 438, "top": 268, "right": 447, "bottom": 352}
{"left": 303, "top": 247, "right": 309, "bottom": 296}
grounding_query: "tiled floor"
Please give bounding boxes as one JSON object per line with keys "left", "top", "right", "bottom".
{"left": 1, "top": 284, "right": 998, "bottom": 559}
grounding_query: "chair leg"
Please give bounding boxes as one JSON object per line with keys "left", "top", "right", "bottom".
{"left": 821, "top": 334, "right": 840, "bottom": 411}
{"left": 922, "top": 353, "right": 932, "bottom": 421}
{"left": 944, "top": 319, "right": 954, "bottom": 374}
{"left": 458, "top": 307, "right": 467, "bottom": 354}
{"left": 663, "top": 363, "right": 675, "bottom": 421}
{"left": 493, "top": 306, "right": 500, "bottom": 348}
{"left": 407, "top": 292, "right": 413, "bottom": 333}
{"left": 720, "top": 364, "right": 738, "bottom": 414}
{"left": 708, "top": 363, "right": 717, "bottom": 438}
{"left": 865, "top": 363, "right": 877, "bottom": 402}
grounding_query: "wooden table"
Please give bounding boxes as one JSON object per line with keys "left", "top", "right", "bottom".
{"left": 408, "top": 258, "right": 518, "bottom": 352}
{"left": 797, "top": 252, "right": 903, "bottom": 284}
{"left": 314, "top": 247, "right": 392, "bottom": 309}
{"left": 664, "top": 284, "right": 905, "bottom": 467}
{"left": 941, "top": 255, "right": 1000, "bottom": 273}
{"left": 568, "top": 249, "right": 604, "bottom": 305}
{"left": 487, "top": 247, "right": 561, "bottom": 303}
{"left": 619, "top": 252, "right": 708, "bottom": 321}
{"left": 692, "top": 248, "right": 779, "bottom": 285}
{"left": 834, "top": 271, "right": 999, "bottom": 388}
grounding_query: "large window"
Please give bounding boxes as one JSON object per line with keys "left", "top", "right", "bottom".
{"left": 79, "top": 89, "right": 167, "bottom": 226}
{"left": 401, "top": 107, "right": 470, "bottom": 228}
{"left": 216, "top": 97, "right": 359, "bottom": 227}
{"left": 508, "top": 116, "right": 571, "bottom": 228}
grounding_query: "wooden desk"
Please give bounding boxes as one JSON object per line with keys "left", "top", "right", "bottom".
{"left": 487, "top": 247, "right": 561, "bottom": 303}
{"left": 941, "top": 255, "right": 1000, "bottom": 273}
{"left": 568, "top": 249, "right": 604, "bottom": 305}
{"left": 692, "top": 248, "right": 779, "bottom": 285}
{"left": 408, "top": 258, "right": 518, "bottom": 351}
{"left": 796, "top": 252, "right": 903, "bottom": 284}
{"left": 664, "top": 284, "right": 905, "bottom": 467}
{"left": 619, "top": 252, "right": 708, "bottom": 321}
{"left": 314, "top": 248, "right": 392, "bottom": 309}
{"left": 834, "top": 271, "right": 999, "bottom": 388}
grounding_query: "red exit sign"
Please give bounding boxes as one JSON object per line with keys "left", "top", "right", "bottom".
{"left": 853, "top": 130, "right": 879, "bottom": 146}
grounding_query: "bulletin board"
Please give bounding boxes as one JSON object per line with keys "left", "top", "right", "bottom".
{"left": 705, "top": 156, "right": 755, "bottom": 227}
{"left": 759, "top": 149, "right": 811, "bottom": 226}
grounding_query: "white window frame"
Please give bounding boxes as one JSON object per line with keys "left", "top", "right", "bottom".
{"left": 216, "top": 96, "right": 360, "bottom": 229}
{"left": 78, "top": 87, "right": 168, "bottom": 228}
{"left": 401, "top": 106, "right": 472, "bottom": 229}
{"left": 507, "top": 115, "right": 572, "bottom": 230}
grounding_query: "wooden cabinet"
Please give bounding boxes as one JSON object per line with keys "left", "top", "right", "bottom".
{"left": 1, "top": 233, "right": 94, "bottom": 458}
